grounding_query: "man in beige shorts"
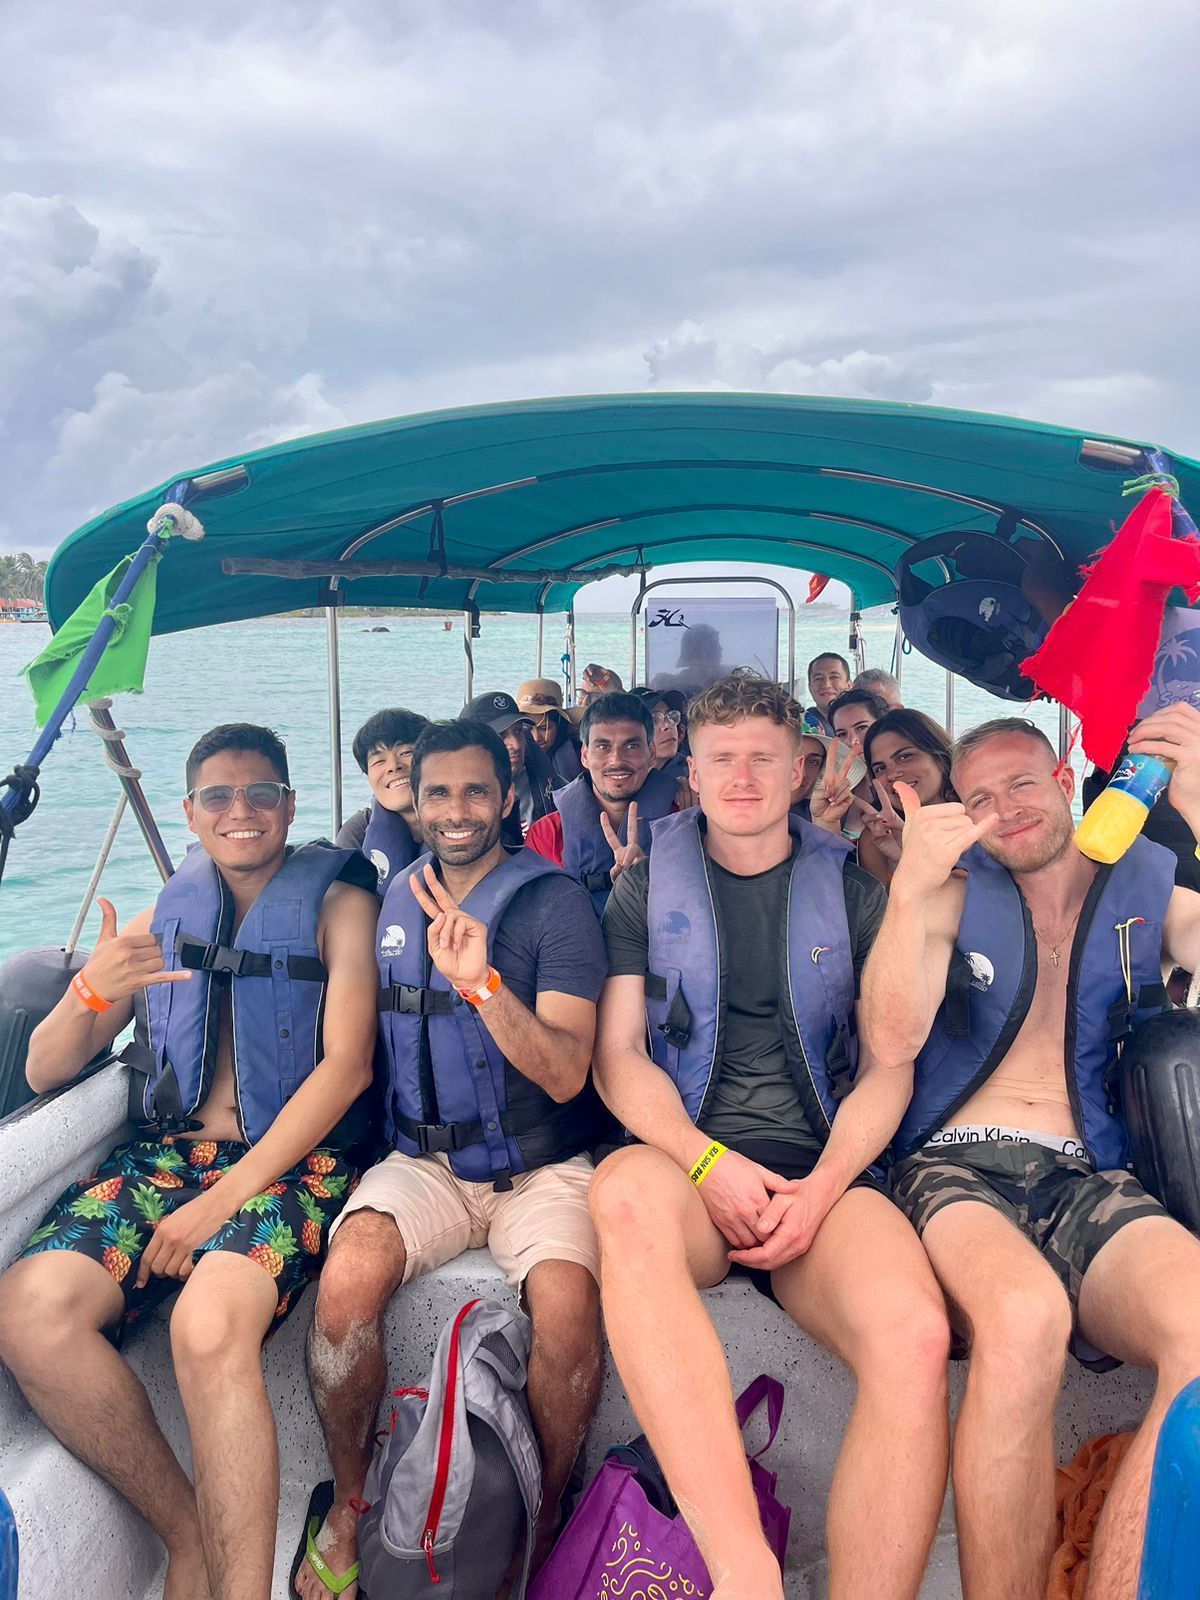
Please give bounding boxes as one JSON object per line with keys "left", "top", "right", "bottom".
{"left": 297, "top": 719, "right": 609, "bottom": 1599}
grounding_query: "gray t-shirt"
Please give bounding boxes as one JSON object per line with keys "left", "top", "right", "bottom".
{"left": 335, "top": 806, "right": 370, "bottom": 851}
{"left": 602, "top": 844, "right": 885, "bottom": 1152}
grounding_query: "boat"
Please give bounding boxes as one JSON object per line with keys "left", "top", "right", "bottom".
{"left": 2, "top": 393, "right": 1199, "bottom": 1598}
{"left": 0, "top": 600, "right": 47, "bottom": 625}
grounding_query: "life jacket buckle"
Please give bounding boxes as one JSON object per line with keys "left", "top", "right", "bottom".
{"left": 415, "top": 1121, "right": 465, "bottom": 1155}
{"left": 380, "top": 984, "right": 455, "bottom": 1016}
{"left": 206, "top": 944, "right": 253, "bottom": 977}
{"left": 1107, "top": 997, "right": 1137, "bottom": 1045}
{"left": 659, "top": 1020, "right": 691, "bottom": 1049}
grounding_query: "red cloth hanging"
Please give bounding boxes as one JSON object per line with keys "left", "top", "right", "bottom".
{"left": 1020, "top": 488, "right": 1200, "bottom": 771}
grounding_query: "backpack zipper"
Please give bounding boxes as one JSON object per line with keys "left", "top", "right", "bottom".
{"left": 420, "top": 1298, "right": 481, "bottom": 1582}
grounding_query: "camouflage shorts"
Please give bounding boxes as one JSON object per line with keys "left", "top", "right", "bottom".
{"left": 891, "top": 1140, "right": 1167, "bottom": 1310}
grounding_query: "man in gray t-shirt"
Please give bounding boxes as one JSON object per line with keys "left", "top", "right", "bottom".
{"left": 589, "top": 674, "right": 950, "bottom": 1600}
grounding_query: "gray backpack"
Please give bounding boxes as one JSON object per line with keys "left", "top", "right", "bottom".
{"left": 358, "top": 1298, "right": 542, "bottom": 1599}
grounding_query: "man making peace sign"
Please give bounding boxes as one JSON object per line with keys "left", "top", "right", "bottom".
{"left": 300, "top": 718, "right": 608, "bottom": 1598}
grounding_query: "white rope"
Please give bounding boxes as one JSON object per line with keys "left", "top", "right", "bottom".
{"left": 65, "top": 794, "right": 128, "bottom": 957}
{"left": 148, "top": 502, "right": 205, "bottom": 542}
{"left": 88, "top": 698, "right": 142, "bottom": 778}
{"left": 1187, "top": 968, "right": 1200, "bottom": 1012}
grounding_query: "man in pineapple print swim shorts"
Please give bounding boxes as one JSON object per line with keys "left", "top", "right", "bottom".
{"left": 0, "top": 724, "right": 380, "bottom": 1600}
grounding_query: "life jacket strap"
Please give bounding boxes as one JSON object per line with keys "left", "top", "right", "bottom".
{"left": 944, "top": 956, "right": 974, "bottom": 1038}
{"left": 176, "top": 937, "right": 327, "bottom": 983}
{"left": 378, "top": 984, "right": 457, "bottom": 1016}
{"left": 1104, "top": 981, "right": 1169, "bottom": 1113}
{"left": 645, "top": 971, "right": 693, "bottom": 1048}
{"left": 391, "top": 1108, "right": 516, "bottom": 1188}
{"left": 581, "top": 869, "right": 612, "bottom": 894}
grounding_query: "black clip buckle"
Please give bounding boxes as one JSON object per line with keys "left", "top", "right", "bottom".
{"left": 416, "top": 1123, "right": 459, "bottom": 1155}
{"left": 207, "top": 944, "right": 252, "bottom": 977}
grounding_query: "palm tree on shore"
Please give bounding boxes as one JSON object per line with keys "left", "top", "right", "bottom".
{"left": 0, "top": 553, "right": 48, "bottom": 601}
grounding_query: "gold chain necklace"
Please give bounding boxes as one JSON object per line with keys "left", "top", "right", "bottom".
{"left": 1031, "top": 906, "right": 1084, "bottom": 968}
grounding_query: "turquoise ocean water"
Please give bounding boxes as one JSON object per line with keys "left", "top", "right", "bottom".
{"left": 0, "top": 612, "right": 1071, "bottom": 965}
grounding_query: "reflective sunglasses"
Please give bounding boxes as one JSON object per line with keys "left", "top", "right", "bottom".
{"left": 652, "top": 709, "right": 682, "bottom": 727}
{"left": 188, "top": 781, "right": 293, "bottom": 814}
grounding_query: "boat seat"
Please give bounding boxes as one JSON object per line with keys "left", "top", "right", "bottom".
{"left": 0, "top": 1066, "right": 1158, "bottom": 1599}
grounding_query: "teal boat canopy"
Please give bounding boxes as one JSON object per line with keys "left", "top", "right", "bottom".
{"left": 43, "top": 392, "right": 1200, "bottom": 634}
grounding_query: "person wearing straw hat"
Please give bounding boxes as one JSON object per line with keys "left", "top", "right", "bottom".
{"left": 516, "top": 678, "right": 583, "bottom": 786}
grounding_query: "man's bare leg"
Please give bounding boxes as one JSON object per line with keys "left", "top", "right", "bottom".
{"left": 170, "top": 1251, "right": 281, "bottom": 1600}
{"left": 770, "top": 1187, "right": 950, "bottom": 1600}
{"left": 0, "top": 1253, "right": 209, "bottom": 1600}
{"left": 522, "top": 1259, "right": 603, "bottom": 1570}
{"left": 297, "top": 1211, "right": 407, "bottom": 1600}
{"left": 590, "top": 1147, "right": 784, "bottom": 1600}
{"left": 920, "top": 1201, "right": 1072, "bottom": 1600}
{"left": 1075, "top": 1215, "right": 1200, "bottom": 1600}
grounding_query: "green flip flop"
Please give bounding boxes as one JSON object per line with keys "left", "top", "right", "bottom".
{"left": 289, "top": 1480, "right": 361, "bottom": 1598}
{"left": 302, "top": 1519, "right": 360, "bottom": 1595}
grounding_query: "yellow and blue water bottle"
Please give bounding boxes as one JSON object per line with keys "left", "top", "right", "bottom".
{"left": 1075, "top": 753, "right": 1173, "bottom": 865}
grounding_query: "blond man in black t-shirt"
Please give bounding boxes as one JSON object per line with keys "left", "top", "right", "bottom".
{"left": 589, "top": 674, "right": 950, "bottom": 1600}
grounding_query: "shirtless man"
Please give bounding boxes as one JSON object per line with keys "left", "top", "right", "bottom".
{"left": 863, "top": 710, "right": 1200, "bottom": 1600}
{"left": 0, "top": 723, "right": 380, "bottom": 1600}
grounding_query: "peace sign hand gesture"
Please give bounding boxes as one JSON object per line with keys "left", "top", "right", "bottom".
{"left": 889, "top": 783, "right": 998, "bottom": 895}
{"left": 858, "top": 780, "right": 906, "bottom": 865}
{"left": 810, "top": 743, "right": 861, "bottom": 834}
{"left": 600, "top": 801, "right": 645, "bottom": 883}
{"left": 409, "top": 864, "right": 490, "bottom": 992}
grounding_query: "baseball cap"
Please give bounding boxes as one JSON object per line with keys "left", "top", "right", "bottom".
{"left": 630, "top": 686, "right": 687, "bottom": 717}
{"left": 460, "top": 691, "right": 533, "bottom": 735}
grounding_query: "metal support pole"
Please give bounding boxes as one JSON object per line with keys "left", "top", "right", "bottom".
{"left": 1059, "top": 701, "right": 1072, "bottom": 762}
{"left": 891, "top": 614, "right": 905, "bottom": 698}
{"left": 463, "top": 609, "right": 475, "bottom": 702}
{"left": 944, "top": 670, "right": 955, "bottom": 737}
{"left": 536, "top": 610, "right": 544, "bottom": 677}
{"left": 564, "top": 609, "right": 577, "bottom": 704}
{"left": 88, "top": 700, "right": 173, "bottom": 881}
{"left": 325, "top": 605, "right": 343, "bottom": 835}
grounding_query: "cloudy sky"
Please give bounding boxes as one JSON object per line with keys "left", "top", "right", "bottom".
{"left": 4, "top": 0, "right": 1199, "bottom": 592}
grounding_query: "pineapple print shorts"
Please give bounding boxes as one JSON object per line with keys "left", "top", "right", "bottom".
{"left": 18, "top": 1137, "right": 358, "bottom": 1336}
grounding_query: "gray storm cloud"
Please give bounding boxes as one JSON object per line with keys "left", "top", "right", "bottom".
{"left": 1, "top": 0, "right": 1198, "bottom": 555}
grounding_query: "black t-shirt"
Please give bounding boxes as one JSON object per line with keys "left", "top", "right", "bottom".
{"left": 602, "top": 844, "right": 886, "bottom": 1151}
{"left": 487, "top": 870, "right": 609, "bottom": 1009}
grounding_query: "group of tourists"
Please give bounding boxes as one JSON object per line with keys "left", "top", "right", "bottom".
{"left": 2, "top": 646, "right": 1200, "bottom": 1600}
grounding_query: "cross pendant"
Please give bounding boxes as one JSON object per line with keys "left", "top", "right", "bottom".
{"left": 1049, "top": 948, "right": 1060, "bottom": 967}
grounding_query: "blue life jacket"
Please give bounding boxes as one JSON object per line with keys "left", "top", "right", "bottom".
{"left": 362, "top": 800, "right": 418, "bottom": 898}
{"left": 897, "top": 531, "right": 1049, "bottom": 702}
{"left": 557, "top": 766, "right": 678, "bottom": 915}
{"left": 548, "top": 730, "right": 583, "bottom": 788}
{"left": 129, "top": 841, "right": 377, "bottom": 1145}
{"left": 377, "top": 849, "right": 601, "bottom": 1188}
{"left": 895, "top": 836, "right": 1174, "bottom": 1167}
{"left": 644, "top": 810, "right": 876, "bottom": 1170}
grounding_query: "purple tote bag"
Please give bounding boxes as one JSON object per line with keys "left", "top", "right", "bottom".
{"left": 529, "top": 1375, "right": 790, "bottom": 1600}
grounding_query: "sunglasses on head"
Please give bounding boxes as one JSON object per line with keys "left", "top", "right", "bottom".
{"left": 188, "top": 781, "right": 293, "bottom": 815}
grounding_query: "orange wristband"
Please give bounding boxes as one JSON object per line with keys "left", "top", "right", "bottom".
{"left": 72, "top": 971, "right": 113, "bottom": 1013}
{"left": 458, "top": 966, "right": 502, "bottom": 1006}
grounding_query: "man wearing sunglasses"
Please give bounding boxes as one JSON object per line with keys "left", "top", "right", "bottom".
{"left": 0, "top": 722, "right": 381, "bottom": 1600}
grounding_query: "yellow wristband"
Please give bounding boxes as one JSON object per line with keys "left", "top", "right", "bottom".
{"left": 689, "top": 1141, "right": 728, "bottom": 1186}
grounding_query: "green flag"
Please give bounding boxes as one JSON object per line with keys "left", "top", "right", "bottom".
{"left": 23, "top": 551, "right": 160, "bottom": 727}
